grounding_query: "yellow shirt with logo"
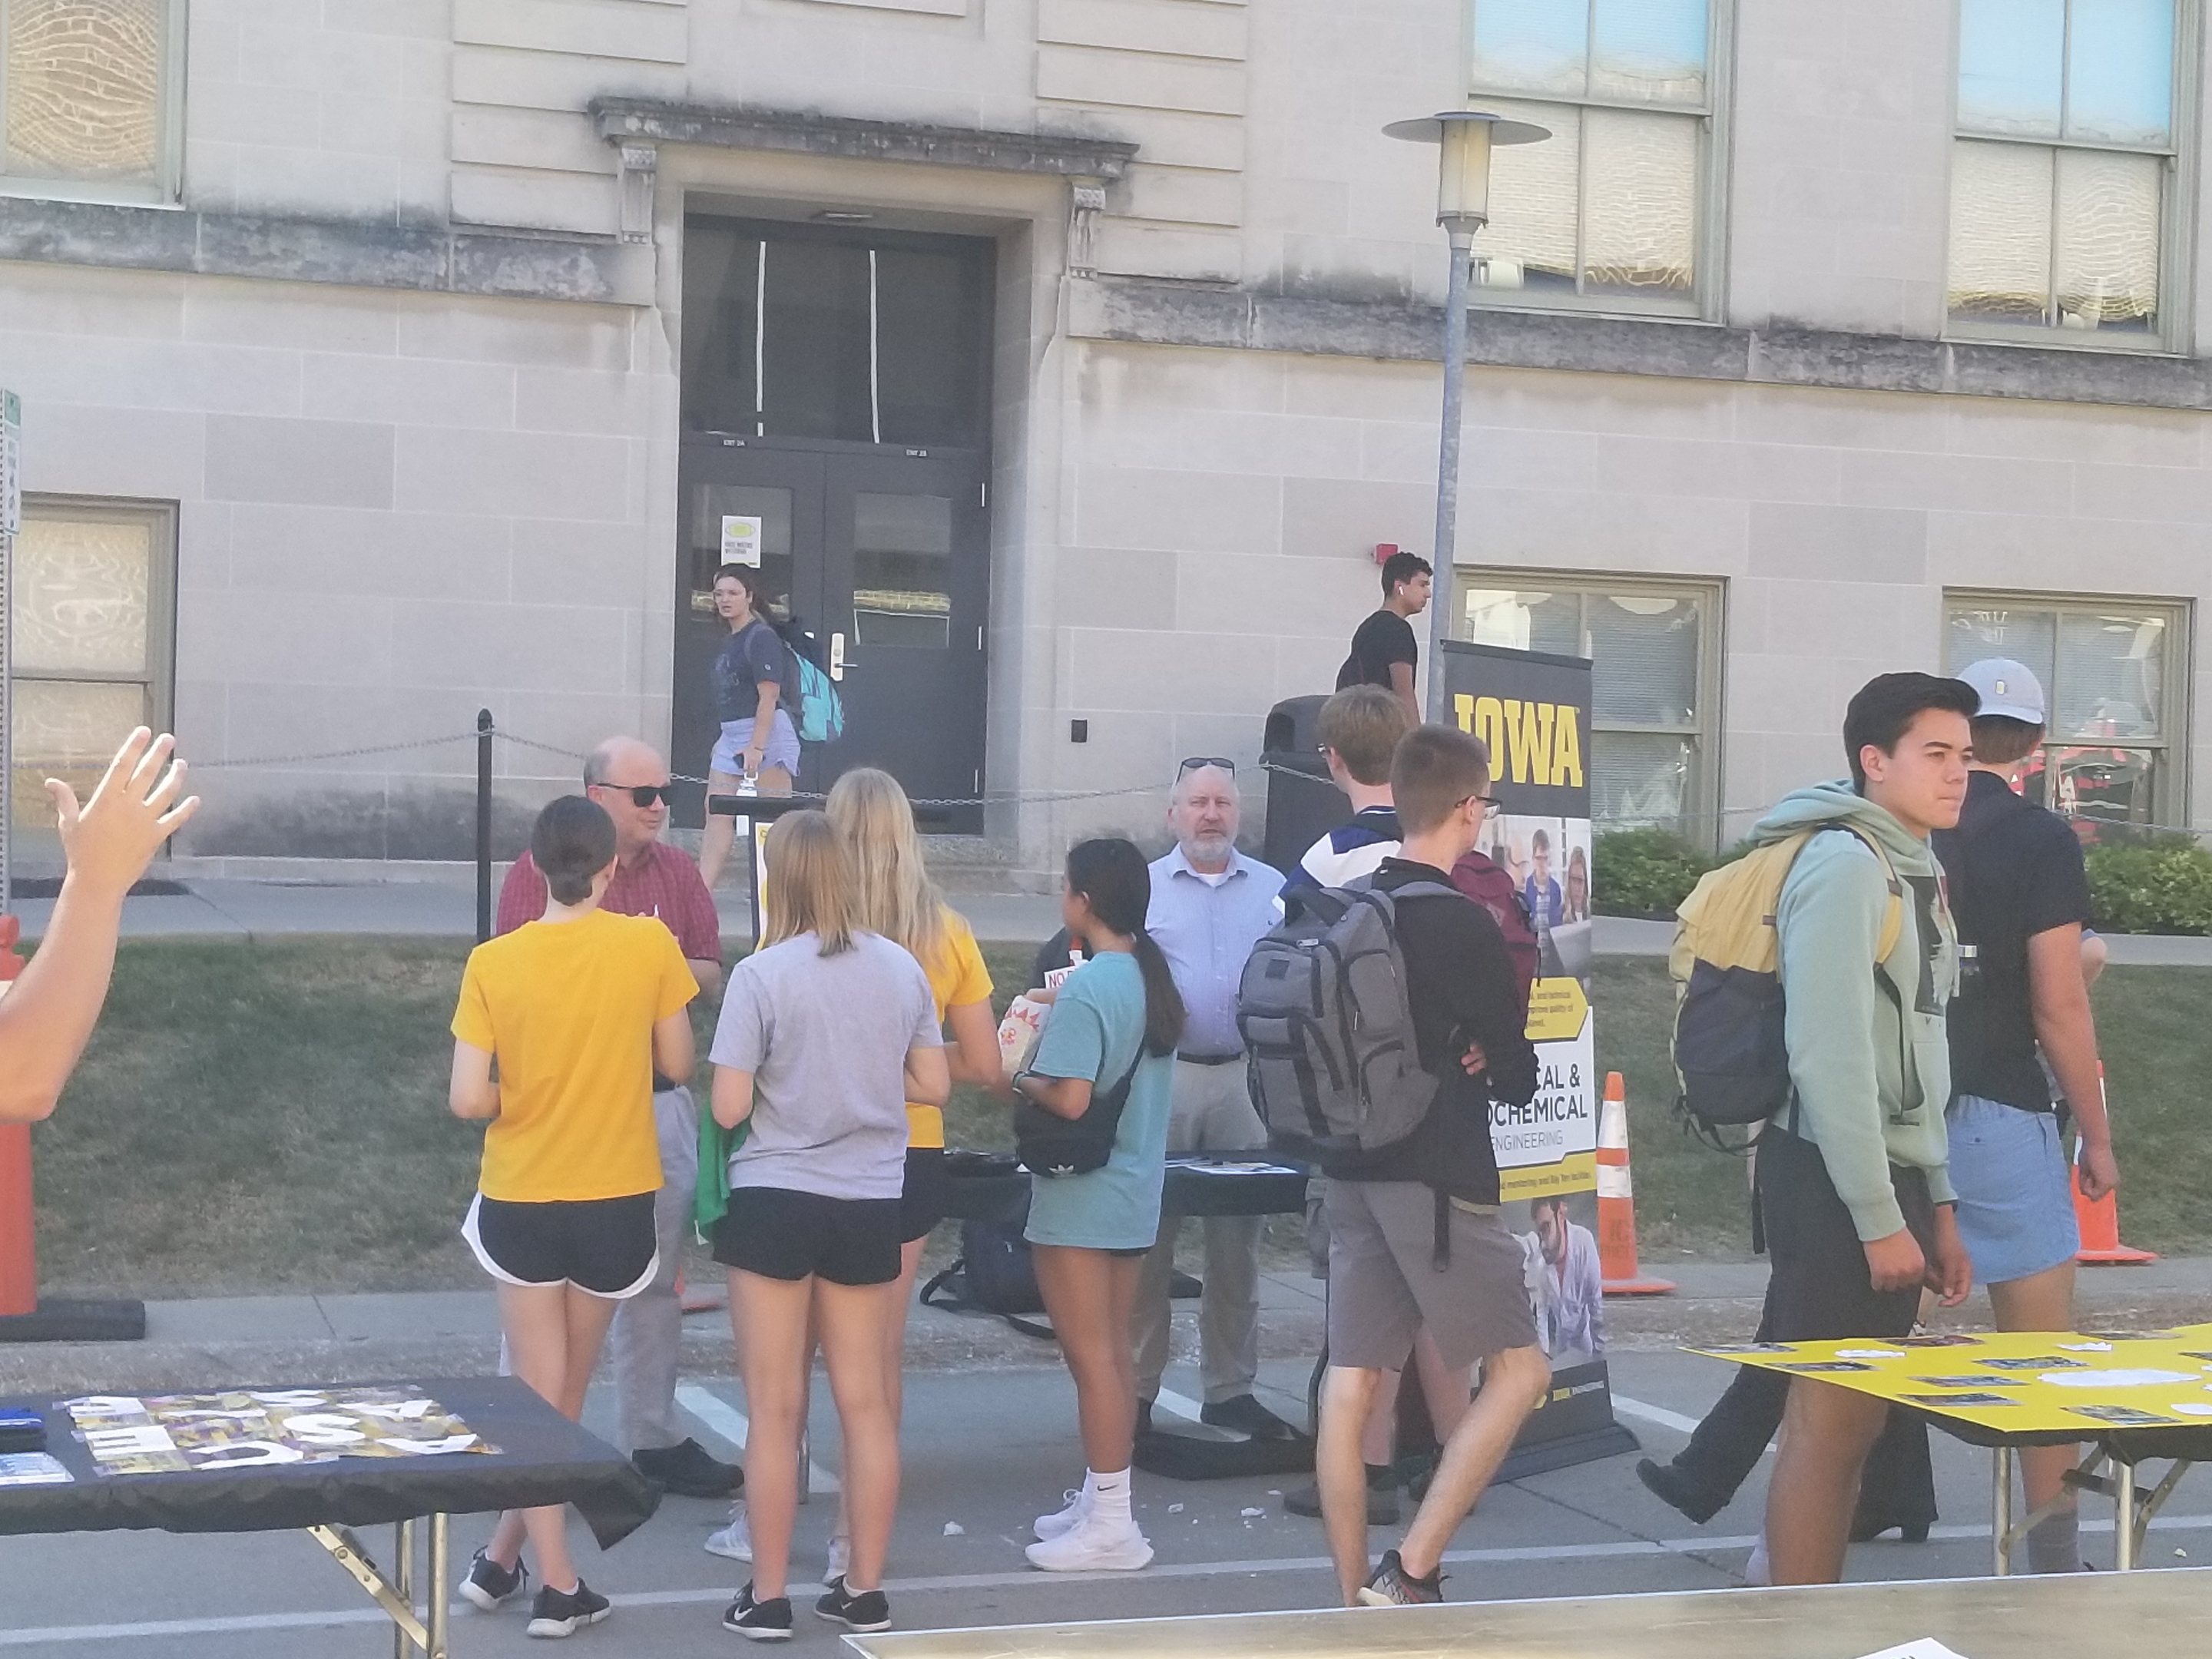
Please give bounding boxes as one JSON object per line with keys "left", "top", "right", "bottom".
{"left": 906, "top": 912, "right": 993, "bottom": 1149}
{"left": 452, "top": 907, "right": 698, "bottom": 1202}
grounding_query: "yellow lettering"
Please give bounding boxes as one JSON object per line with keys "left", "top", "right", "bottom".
{"left": 1504, "top": 700, "right": 1554, "bottom": 786}
{"left": 1551, "top": 704, "right": 1583, "bottom": 789}
{"left": 1452, "top": 693, "right": 1475, "bottom": 734}
{"left": 1472, "top": 697, "right": 1505, "bottom": 766}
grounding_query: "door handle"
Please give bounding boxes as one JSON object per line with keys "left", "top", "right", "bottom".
{"left": 830, "top": 632, "right": 846, "bottom": 681}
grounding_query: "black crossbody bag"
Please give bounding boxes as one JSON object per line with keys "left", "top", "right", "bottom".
{"left": 1015, "top": 1048, "right": 1147, "bottom": 1178}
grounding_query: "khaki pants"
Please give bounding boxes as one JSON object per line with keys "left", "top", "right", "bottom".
{"left": 1134, "top": 1059, "right": 1267, "bottom": 1406}
{"left": 612, "top": 1085, "right": 699, "bottom": 1452}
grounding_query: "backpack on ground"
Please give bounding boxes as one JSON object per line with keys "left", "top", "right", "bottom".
{"left": 1448, "top": 849, "right": 1539, "bottom": 1021}
{"left": 1237, "top": 876, "right": 1459, "bottom": 1169}
{"left": 919, "top": 1201, "right": 1055, "bottom": 1340}
{"left": 1669, "top": 824, "right": 1902, "bottom": 1146}
{"left": 770, "top": 617, "right": 846, "bottom": 746}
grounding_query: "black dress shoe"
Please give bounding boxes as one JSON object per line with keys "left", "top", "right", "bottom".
{"left": 1200, "top": 1393, "right": 1302, "bottom": 1442}
{"left": 1850, "top": 1515, "right": 1933, "bottom": 1544}
{"left": 633, "top": 1436, "right": 741, "bottom": 1498}
{"left": 1636, "top": 1457, "right": 1727, "bottom": 1525}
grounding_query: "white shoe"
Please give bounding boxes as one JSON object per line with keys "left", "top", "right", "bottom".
{"left": 826, "top": 1532, "right": 851, "bottom": 1582}
{"left": 1024, "top": 1512, "right": 1153, "bottom": 1572}
{"left": 1033, "top": 1488, "right": 1088, "bottom": 1541}
{"left": 705, "top": 1501, "right": 753, "bottom": 1562}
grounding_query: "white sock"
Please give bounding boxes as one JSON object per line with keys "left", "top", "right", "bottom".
{"left": 1744, "top": 1536, "right": 1770, "bottom": 1586}
{"left": 1089, "top": 1467, "right": 1132, "bottom": 1527}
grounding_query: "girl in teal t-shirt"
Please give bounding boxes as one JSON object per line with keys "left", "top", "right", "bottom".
{"left": 1012, "top": 838, "right": 1183, "bottom": 1575}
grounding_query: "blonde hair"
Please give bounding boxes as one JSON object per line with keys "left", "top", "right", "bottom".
{"left": 761, "top": 810, "right": 858, "bottom": 955}
{"left": 825, "top": 767, "right": 949, "bottom": 971}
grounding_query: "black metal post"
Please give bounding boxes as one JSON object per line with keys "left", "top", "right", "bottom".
{"left": 475, "top": 708, "right": 494, "bottom": 943}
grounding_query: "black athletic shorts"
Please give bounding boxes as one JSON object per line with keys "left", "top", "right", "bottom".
{"left": 713, "top": 1187, "right": 902, "bottom": 1286}
{"left": 1757, "top": 1125, "right": 1937, "bottom": 1343}
{"left": 462, "top": 1191, "right": 658, "bottom": 1299}
{"left": 899, "top": 1147, "right": 948, "bottom": 1244}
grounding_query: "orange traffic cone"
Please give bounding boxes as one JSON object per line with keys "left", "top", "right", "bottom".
{"left": 2074, "top": 1065, "right": 2154, "bottom": 1266}
{"left": 1598, "top": 1071, "right": 1674, "bottom": 1296}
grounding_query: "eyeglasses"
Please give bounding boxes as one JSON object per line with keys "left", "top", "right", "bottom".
{"left": 1177, "top": 757, "right": 1237, "bottom": 777}
{"left": 1462, "top": 793, "right": 1497, "bottom": 812}
{"left": 595, "top": 783, "right": 672, "bottom": 808}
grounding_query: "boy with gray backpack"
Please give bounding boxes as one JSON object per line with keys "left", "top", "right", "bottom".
{"left": 1243, "top": 725, "right": 1545, "bottom": 1608}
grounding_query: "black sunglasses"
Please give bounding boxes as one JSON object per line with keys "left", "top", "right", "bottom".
{"left": 596, "top": 784, "right": 673, "bottom": 808}
{"left": 1177, "top": 756, "right": 1237, "bottom": 777}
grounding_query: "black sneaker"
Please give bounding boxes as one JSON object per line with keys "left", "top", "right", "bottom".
{"left": 1635, "top": 1457, "right": 1726, "bottom": 1525}
{"left": 1200, "top": 1393, "right": 1301, "bottom": 1442}
{"left": 459, "top": 1548, "right": 528, "bottom": 1611}
{"left": 1356, "top": 1548, "right": 1444, "bottom": 1608}
{"left": 1283, "top": 1465, "right": 1400, "bottom": 1525}
{"left": 634, "top": 1436, "right": 743, "bottom": 1499}
{"left": 526, "top": 1580, "right": 611, "bottom": 1638}
{"left": 814, "top": 1576, "right": 892, "bottom": 1633}
{"left": 724, "top": 1584, "right": 793, "bottom": 1642}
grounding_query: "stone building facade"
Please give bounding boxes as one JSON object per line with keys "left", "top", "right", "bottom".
{"left": 2, "top": 0, "right": 2207, "bottom": 877}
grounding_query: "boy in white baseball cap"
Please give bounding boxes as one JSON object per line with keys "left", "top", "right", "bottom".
{"left": 1936, "top": 656, "right": 2118, "bottom": 1573}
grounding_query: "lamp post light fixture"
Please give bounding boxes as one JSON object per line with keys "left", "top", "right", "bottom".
{"left": 1382, "top": 111, "right": 1548, "bottom": 718}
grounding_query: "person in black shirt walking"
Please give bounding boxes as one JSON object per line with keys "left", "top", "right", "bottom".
{"left": 1316, "top": 724, "right": 1549, "bottom": 1608}
{"left": 1938, "top": 657, "right": 2117, "bottom": 1574}
{"left": 1337, "top": 551, "right": 1432, "bottom": 724}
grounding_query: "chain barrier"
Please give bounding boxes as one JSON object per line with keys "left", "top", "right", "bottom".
{"left": 186, "top": 724, "right": 1173, "bottom": 812}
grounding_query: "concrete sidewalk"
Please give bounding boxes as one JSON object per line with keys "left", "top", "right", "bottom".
{"left": 22, "top": 876, "right": 2212, "bottom": 962}
{"left": 8, "top": 1257, "right": 2207, "bottom": 1399}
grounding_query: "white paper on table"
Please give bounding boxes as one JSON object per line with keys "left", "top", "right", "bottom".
{"left": 1853, "top": 1640, "right": 1975, "bottom": 1659}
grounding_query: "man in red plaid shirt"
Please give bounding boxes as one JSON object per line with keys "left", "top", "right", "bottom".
{"left": 497, "top": 736, "right": 733, "bottom": 1498}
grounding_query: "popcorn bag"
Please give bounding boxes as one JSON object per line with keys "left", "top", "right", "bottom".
{"left": 998, "top": 995, "right": 1049, "bottom": 1076}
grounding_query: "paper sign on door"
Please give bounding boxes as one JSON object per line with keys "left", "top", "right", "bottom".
{"left": 720, "top": 515, "right": 763, "bottom": 567}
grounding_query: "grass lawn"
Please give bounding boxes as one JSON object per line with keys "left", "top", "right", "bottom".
{"left": 25, "top": 940, "right": 2212, "bottom": 1296}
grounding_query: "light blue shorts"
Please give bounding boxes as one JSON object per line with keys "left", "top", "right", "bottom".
{"left": 711, "top": 710, "right": 801, "bottom": 777}
{"left": 1946, "top": 1092, "right": 2080, "bottom": 1286}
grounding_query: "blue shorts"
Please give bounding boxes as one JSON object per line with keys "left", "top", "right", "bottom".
{"left": 711, "top": 710, "right": 801, "bottom": 777}
{"left": 1946, "top": 1093, "right": 2079, "bottom": 1286}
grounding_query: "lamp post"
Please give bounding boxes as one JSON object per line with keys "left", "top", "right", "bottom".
{"left": 1382, "top": 111, "right": 1548, "bottom": 718}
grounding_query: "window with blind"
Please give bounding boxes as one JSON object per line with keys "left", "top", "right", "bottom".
{"left": 1459, "top": 575, "right": 1720, "bottom": 839}
{"left": 1945, "top": 594, "right": 2187, "bottom": 832}
{"left": 1464, "top": 0, "right": 1720, "bottom": 316}
{"left": 0, "top": 0, "right": 184, "bottom": 204}
{"left": 8, "top": 498, "right": 176, "bottom": 852}
{"left": 1945, "top": 0, "right": 2188, "bottom": 345}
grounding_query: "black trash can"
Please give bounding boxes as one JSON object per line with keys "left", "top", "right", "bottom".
{"left": 1260, "top": 694, "right": 1350, "bottom": 879}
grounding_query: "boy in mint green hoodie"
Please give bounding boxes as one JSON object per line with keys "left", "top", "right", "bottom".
{"left": 1760, "top": 672, "right": 1978, "bottom": 1586}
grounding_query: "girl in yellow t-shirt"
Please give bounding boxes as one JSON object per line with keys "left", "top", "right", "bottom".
{"left": 820, "top": 769, "right": 1010, "bottom": 1568}
{"left": 449, "top": 795, "right": 698, "bottom": 1637}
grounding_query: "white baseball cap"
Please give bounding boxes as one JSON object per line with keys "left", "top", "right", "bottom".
{"left": 1957, "top": 657, "right": 2046, "bottom": 725}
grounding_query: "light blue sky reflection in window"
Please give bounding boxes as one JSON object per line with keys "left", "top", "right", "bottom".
{"left": 1472, "top": 0, "right": 1591, "bottom": 98}
{"left": 1592, "top": 0, "right": 1707, "bottom": 102}
{"left": 2066, "top": 0, "right": 2173, "bottom": 144}
{"left": 1959, "top": 0, "right": 2066, "bottom": 136}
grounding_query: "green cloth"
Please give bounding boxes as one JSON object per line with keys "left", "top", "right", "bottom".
{"left": 1753, "top": 780, "right": 1960, "bottom": 1241}
{"left": 694, "top": 1108, "right": 747, "bottom": 1234}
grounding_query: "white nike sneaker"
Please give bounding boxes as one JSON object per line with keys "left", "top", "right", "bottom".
{"left": 1033, "top": 1488, "right": 1088, "bottom": 1541}
{"left": 1024, "top": 1512, "right": 1153, "bottom": 1572}
{"left": 705, "top": 1500, "right": 754, "bottom": 1562}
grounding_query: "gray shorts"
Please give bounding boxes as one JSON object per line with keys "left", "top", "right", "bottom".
{"left": 1323, "top": 1178, "right": 1540, "bottom": 1372}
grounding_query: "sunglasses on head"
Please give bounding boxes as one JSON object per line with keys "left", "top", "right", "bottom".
{"left": 597, "top": 784, "right": 672, "bottom": 808}
{"left": 1177, "top": 756, "right": 1237, "bottom": 777}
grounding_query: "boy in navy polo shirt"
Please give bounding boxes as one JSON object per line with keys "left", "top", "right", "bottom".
{"left": 1938, "top": 657, "right": 2117, "bottom": 1574}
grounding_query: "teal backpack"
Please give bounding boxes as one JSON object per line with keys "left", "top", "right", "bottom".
{"left": 773, "top": 620, "right": 846, "bottom": 746}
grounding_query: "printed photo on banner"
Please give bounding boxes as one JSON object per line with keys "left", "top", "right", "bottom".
{"left": 1514, "top": 1188, "right": 1606, "bottom": 1366}
{"left": 1477, "top": 811, "right": 1594, "bottom": 990}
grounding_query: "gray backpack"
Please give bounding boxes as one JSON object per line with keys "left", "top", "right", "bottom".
{"left": 1236, "top": 877, "right": 1455, "bottom": 1169}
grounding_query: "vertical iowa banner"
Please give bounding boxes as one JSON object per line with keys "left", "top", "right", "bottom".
{"left": 1439, "top": 639, "right": 1635, "bottom": 1477}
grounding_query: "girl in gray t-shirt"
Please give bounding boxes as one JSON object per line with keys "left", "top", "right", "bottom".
{"left": 705, "top": 811, "right": 946, "bottom": 1638}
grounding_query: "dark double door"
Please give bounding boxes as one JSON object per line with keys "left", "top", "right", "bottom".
{"left": 674, "top": 437, "right": 989, "bottom": 833}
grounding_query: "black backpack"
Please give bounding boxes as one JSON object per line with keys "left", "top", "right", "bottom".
{"left": 919, "top": 1190, "right": 1055, "bottom": 1340}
